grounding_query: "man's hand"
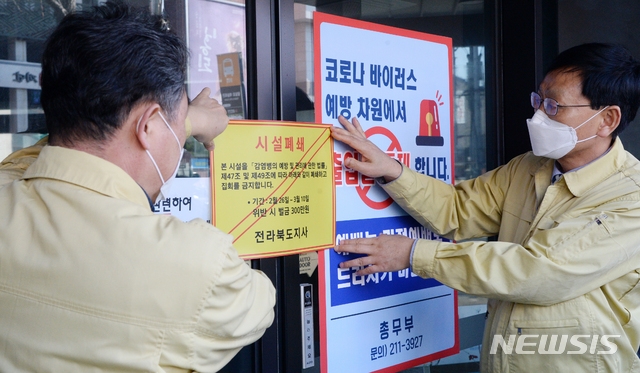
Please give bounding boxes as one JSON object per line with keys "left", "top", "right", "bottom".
{"left": 334, "top": 234, "right": 414, "bottom": 276}
{"left": 187, "top": 87, "right": 229, "bottom": 151}
{"left": 330, "top": 116, "right": 403, "bottom": 182}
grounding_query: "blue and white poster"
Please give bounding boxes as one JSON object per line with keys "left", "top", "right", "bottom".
{"left": 314, "top": 12, "right": 459, "bottom": 373}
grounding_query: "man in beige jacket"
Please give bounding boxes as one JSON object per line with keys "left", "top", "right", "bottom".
{"left": 332, "top": 43, "right": 640, "bottom": 372}
{"left": 0, "top": 1, "right": 275, "bottom": 372}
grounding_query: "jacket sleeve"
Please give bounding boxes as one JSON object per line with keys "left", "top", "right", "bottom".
{"left": 381, "top": 157, "right": 523, "bottom": 241}
{"left": 410, "top": 195, "right": 640, "bottom": 306}
{"left": 0, "top": 136, "right": 47, "bottom": 187}
{"left": 381, "top": 154, "right": 640, "bottom": 306}
{"left": 190, "top": 242, "right": 276, "bottom": 371}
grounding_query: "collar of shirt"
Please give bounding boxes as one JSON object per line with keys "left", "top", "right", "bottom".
{"left": 557, "top": 138, "right": 625, "bottom": 197}
{"left": 141, "top": 187, "right": 155, "bottom": 211}
{"left": 22, "top": 145, "right": 151, "bottom": 210}
{"left": 552, "top": 144, "right": 614, "bottom": 184}
{"left": 551, "top": 164, "right": 563, "bottom": 184}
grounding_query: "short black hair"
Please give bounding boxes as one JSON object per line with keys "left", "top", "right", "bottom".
{"left": 545, "top": 43, "right": 640, "bottom": 138}
{"left": 40, "top": 0, "right": 188, "bottom": 145}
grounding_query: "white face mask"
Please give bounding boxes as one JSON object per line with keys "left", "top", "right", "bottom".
{"left": 526, "top": 106, "right": 608, "bottom": 159}
{"left": 137, "top": 112, "right": 184, "bottom": 203}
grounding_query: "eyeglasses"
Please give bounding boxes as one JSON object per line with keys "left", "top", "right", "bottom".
{"left": 530, "top": 92, "right": 591, "bottom": 116}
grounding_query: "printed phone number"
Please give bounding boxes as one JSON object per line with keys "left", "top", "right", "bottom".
{"left": 371, "top": 335, "right": 424, "bottom": 361}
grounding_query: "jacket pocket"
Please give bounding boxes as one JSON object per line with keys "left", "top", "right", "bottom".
{"left": 616, "top": 270, "right": 640, "bottom": 326}
{"left": 513, "top": 318, "right": 579, "bottom": 334}
{"left": 546, "top": 212, "right": 612, "bottom": 265}
{"left": 506, "top": 318, "right": 597, "bottom": 373}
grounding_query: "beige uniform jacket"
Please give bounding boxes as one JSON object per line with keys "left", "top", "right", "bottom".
{"left": 0, "top": 144, "right": 275, "bottom": 372}
{"left": 382, "top": 138, "right": 640, "bottom": 372}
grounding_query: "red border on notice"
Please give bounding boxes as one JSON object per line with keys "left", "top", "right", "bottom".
{"left": 314, "top": 11, "right": 459, "bottom": 373}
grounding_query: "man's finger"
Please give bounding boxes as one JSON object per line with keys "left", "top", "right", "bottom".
{"left": 355, "top": 265, "right": 380, "bottom": 276}
{"left": 337, "top": 116, "right": 367, "bottom": 140}
{"left": 329, "top": 126, "right": 351, "bottom": 142}
{"left": 193, "top": 87, "right": 212, "bottom": 102}
{"left": 203, "top": 139, "right": 215, "bottom": 151}
{"left": 351, "top": 116, "right": 367, "bottom": 137}
{"left": 338, "top": 255, "right": 374, "bottom": 269}
{"left": 337, "top": 115, "right": 354, "bottom": 131}
{"left": 339, "top": 261, "right": 383, "bottom": 277}
{"left": 335, "top": 238, "right": 376, "bottom": 253}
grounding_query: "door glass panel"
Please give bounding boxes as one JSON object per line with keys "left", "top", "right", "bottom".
{"left": 183, "top": 0, "right": 247, "bottom": 178}
{"left": 0, "top": 1, "right": 58, "bottom": 159}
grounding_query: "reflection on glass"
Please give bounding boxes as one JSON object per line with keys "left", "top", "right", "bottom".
{"left": 186, "top": 0, "right": 247, "bottom": 120}
{"left": 454, "top": 46, "right": 486, "bottom": 182}
{"left": 0, "top": 1, "right": 53, "bottom": 158}
{"left": 182, "top": 0, "right": 247, "bottom": 178}
{"left": 295, "top": 4, "right": 316, "bottom": 122}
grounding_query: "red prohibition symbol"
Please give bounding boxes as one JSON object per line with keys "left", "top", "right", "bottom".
{"left": 355, "top": 126, "right": 401, "bottom": 210}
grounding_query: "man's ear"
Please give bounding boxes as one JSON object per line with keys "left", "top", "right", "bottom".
{"left": 598, "top": 105, "right": 621, "bottom": 137}
{"left": 133, "top": 103, "right": 162, "bottom": 150}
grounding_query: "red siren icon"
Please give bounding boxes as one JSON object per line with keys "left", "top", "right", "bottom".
{"left": 416, "top": 92, "right": 445, "bottom": 146}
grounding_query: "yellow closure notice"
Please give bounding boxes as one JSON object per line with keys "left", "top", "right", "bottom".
{"left": 210, "top": 120, "right": 335, "bottom": 259}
